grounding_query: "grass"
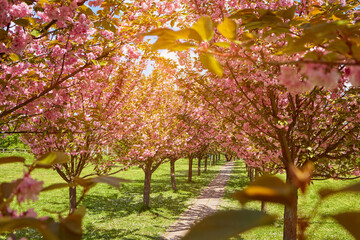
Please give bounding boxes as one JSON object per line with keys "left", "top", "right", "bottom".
{"left": 0, "top": 152, "right": 226, "bottom": 240}
{"left": 220, "top": 160, "right": 360, "bottom": 240}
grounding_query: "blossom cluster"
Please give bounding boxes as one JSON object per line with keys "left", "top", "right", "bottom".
{"left": 13, "top": 172, "right": 44, "bottom": 203}
{"left": 279, "top": 64, "right": 344, "bottom": 94}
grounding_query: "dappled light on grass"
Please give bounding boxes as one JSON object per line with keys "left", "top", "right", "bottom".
{"left": 0, "top": 155, "right": 226, "bottom": 240}
{"left": 220, "top": 161, "right": 360, "bottom": 240}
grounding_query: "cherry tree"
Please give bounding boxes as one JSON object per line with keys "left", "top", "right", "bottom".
{"left": 20, "top": 62, "right": 143, "bottom": 213}
{"left": 1, "top": 0, "right": 184, "bottom": 213}
{"left": 0, "top": 0, "right": 184, "bottom": 131}
{"left": 144, "top": 0, "right": 360, "bottom": 238}
{"left": 114, "top": 61, "right": 188, "bottom": 207}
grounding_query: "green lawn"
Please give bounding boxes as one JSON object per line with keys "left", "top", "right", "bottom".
{"left": 0, "top": 152, "right": 226, "bottom": 240}
{"left": 221, "top": 160, "right": 360, "bottom": 240}
{"left": 3, "top": 153, "right": 358, "bottom": 240}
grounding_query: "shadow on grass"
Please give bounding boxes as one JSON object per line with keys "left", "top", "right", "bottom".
{"left": 82, "top": 179, "right": 195, "bottom": 219}
{"left": 82, "top": 163, "right": 226, "bottom": 221}
{"left": 125, "top": 233, "right": 161, "bottom": 240}
{"left": 84, "top": 223, "right": 139, "bottom": 239}
{"left": 222, "top": 162, "right": 249, "bottom": 200}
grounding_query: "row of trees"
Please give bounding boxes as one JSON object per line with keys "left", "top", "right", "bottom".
{"left": 146, "top": 0, "right": 360, "bottom": 239}
{"left": 2, "top": 0, "right": 360, "bottom": 239}
{"left": 0, "top": 0, "right": 221, "bottom": 238}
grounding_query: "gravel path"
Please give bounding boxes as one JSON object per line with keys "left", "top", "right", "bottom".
{"left": 162, "top": 161, "right": 234, "bottom": 240}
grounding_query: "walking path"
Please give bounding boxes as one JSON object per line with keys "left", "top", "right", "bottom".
{"left": 162, "top": 161, "right": 234, "bottom": 240}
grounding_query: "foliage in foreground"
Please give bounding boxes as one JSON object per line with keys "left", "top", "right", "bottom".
{"left": 0, "top": 152, "right": 127, "bottom": 239}
{"left": 0, "top": 152, "right": 226, "bottom": 239}
{"left": 184, "top": 162, "right": 360, "bottom": 240}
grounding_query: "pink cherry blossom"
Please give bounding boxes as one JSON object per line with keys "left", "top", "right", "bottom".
{"left": 89, "top": 0, "right": 103, "bottom": 7}
{"left": 278, "top": 0, "right": 294, "bottom": 7}
{"left": 9, "top": 2, "right": 32, "bottom": 18}
{"left": 278, "top": 65, "right": 313, "bottom": 94}
{"left": 13, "top": 172, "right": 44, "bottom": 203}
{"left": 349, "top": 66, "right": 360, "bottom": 87}
{"left": 300, "top": 63, "right": 340, "bottom": 90}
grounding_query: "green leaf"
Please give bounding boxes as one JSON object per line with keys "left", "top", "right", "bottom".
{"left": 79, "top": 5, "right": 95, "bottom": 17}
{"left": 242, "top": 32, "right": 256, "bottom": 40}
{"left": 42, "top": 183, "right": 75, "bottom": 192}
{"left": 321, "top": 52, "right": 340, "bottom": 62}
{"left": 143, "top": 28, "right": 177, "bottom": 38}
{"left": 328, "top": 40, "right": 350, "bottom": 54}
{"left": 23, "top": 0, "right": 36, "bottom": 4}
{"left": 233, "top": 175, "right": 296, "bottom": 206}
{"left": 319, "top": 182, "right": 360, "bottom": 199}
{"left": 145, "top": 28, "right": 196, "bottom": 40}
{"left": 170, "top": 42, "right": 196, "bottom": 51}
{"left": 152, "top": 38, "right": 177, "bottom": 50}
{"left": 30, "top": 30, "right": 41, "bottom": 38}
{"left": 13, "top": 18, "right": 31, "bottom": 28}
{"left": 144, "top": 28, "right": 202, "bottom": 44}
{"left": 213, "top": 42, "right": 231, "bottom": 48}
{"left": 191, "top": 16, "right": 213, "bottom": 41}
{"left": 259, "top": 13, "right": 283, "bottom": 27}
{"left": 0, "top": 29, "right": 9, "bottom": 42}
{"left": 0, "top": 217, "right": 58, "bottom": 240}
{"left": 60, "top": 206, "right": 85, "bottom": 237}
{"left": 91, "top": 176, "right": 130, "bottom": 187}
{"left": 91, "top": 59, "right": 99, "bottom": 65}
{"left": 152, "top": 38, "right": 195, "bottom": 51}
{"left": 99, "top": 60, "right": 107, "bottom": 66}
{"left": 229, "top": 9, "right": 257, "bottom": 20}
{"left": 303, "top": 51, "right": 320, "bottom": 60}
{"left": 351, "top": 45, "right": 360, "bottom": 60}
{"left": 183, "top": 210, "right": 276, "bottom": 240}
{"left": 0, "top": 156, "right": 25, "bottom": 165}
{"left": 217, "top": 17, "right": 237, "bottom": 40}
{"left": 34, "top": 152, "right": 69, "bottom": 168}
{"left": 8, "top": 53, "right": 20, "bottom": 62}
{"left": 199, "top": 53, "right": 223, "bottom": 77}
{"left": 74, "top": 176, "right": 130, "bottom": 190}
{"left": 330, "top": 212, "right": 360, "bottom": 239}
{"left": 185, "top": 29, "right": 203, "bottom": 42}
{"left": 277, "top": 5, "right": 297, "bottom": 20}
{"left": 170, "top": 19, "right": 175, "bottom": 28}
{"left": 0, "top": 181, "right": 20, "bottom": 199}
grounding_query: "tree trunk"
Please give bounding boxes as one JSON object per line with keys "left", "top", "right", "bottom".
{"left": 188, "top": 156, "right": 193, "bottom": 182}
{"left": 197, "top": 157, "right": 201, "bottom": 176}
{"left": 170, "top": 159, "right": 177, "bottom": 191}
{"left": 212, "top": 154, "right": 215, "bottom": 165}
{"left": 283, "top": 172, "right": 298, "bottom": 240}
{"left": 143, "top": 166, "right": 152, "bottom": 208}
{"left": 261, "top": 201, "right": 267, "bottom": 213}
{"left": 69, "top": 186, "right": 76, "bottom": 214}
{"left": 258, "top": 168, "right": 267, "bottom": 213}
{"left": 204, "top": 156, "right": 208, "bottom": 172}
{"left": 248, "top": 167, "right": 255, "bottom": 182}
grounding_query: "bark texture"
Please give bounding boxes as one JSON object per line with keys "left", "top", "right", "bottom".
{"left": 69, "top": 186, "right": 77, "bottom": 214}
{"left": 188, "top": 156, "right": 193, "bottom": 182}
{"left": 170, "top": 159, "right": 177, "bottom": 191}
{"left": 283, "top": 172, "right": 298, "bottom": 240}
{"left": 143, "top": 165, "right": 152, "bottom": 207}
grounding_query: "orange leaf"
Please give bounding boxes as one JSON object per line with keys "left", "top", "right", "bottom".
{"left": 233, "top": 175, "right": 296, "bottom": 206}
{"left": 289, "top": 162, "right": 314, "bottom": 193}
